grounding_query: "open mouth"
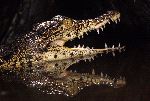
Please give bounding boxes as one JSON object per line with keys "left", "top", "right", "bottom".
{"left": 46, "top": 11, "right": 125, "bottom": 62}
{"left": 63, "top": 10, "right": 125, "bottom": 57}
{"left": 23, "top": 11, "right": 126, "bottom": 97}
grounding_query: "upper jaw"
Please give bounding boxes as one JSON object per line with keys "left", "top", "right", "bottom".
{"left": 51, "top": 11, "right": 120, "bottom": 47}
{"left": 81, "top": 10, "right": 120, "bottom": 36}
{"left": 94, "top": 11, "right": 120, "bottom": 33}
{"left": 67, "top": 11, "right": 120, "bottom": 43}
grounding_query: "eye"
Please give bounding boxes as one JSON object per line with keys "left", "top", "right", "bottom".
{"left": 63, "top": 19, "right": 73, "bottom": 28}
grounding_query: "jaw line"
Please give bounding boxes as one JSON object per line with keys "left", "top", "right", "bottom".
{"left": 51, "top": 10, "right": 121, "bottom": 50}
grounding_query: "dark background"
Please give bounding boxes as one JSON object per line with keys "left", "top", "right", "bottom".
{"left": 0, "top": 0, "right": 150, "bottom": 101}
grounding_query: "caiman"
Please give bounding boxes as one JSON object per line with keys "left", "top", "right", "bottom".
{"left": 0, "top": 11, "right": 126, "bottom": 96}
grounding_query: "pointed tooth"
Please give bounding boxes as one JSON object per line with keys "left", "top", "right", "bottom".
{"left": 101, "top": 72, "right": 103, "bottom": 77}
{"left": 118, "top": 43, "right": 121, "bottom": 48}
{"left": 111, "top": 18, "right": 114, "bottom": 22}
{"left": 74, "top": 70, "right": 77, "bottom": 73}
{"left": 82, "top": 45, "right": 84, "bottom": 48}
{"left": 96, "top": 28, "right": 100, "bottom": 34}
{"left": 112, "top": 45, "right": 115, "bottom": 49}
{"left": 92, "top": 57, "right": 94, "bottom": 60}
{"left": 101, "top": 27, "right": 103, "bottom": 31}
{"left": 78, "top": 44, "right": 81, "bottom": 48}
{"left": 103, "top": 25, "right": 105, "bottom": 28}
{"left": 86, "top": 46, "right": 90, "bottom": 49}
{"left": 88, "top": 58, "right": 91, "bottom": 62}
{"left": 105, "top": 74, "right": 108, "bottom": 78}
{"left": 112, "top": 52, "right": 115, "bottom": 56}
{"left": 118, "top": 18, "right": 120, "bottom": 22}
{"left": 108, "top": 21, "right": 110, "bottom": 24}
{"left": 118, "top": 43, "right": 122, "bottom": 53}
{"left": 105, "top": 43, "right": 108, "bottom": 48}
{"left": 115, "top": 20, "right": 117, "bottom": 23}
{"left": 113, "top": 78, "right": 115, "bottom": 81}
{"left": 101, "top": 53, "right": 103, "bottom": 56}
{"left": 92, "top": 69, "right": 95, "bottom": 75}
{"left": 81, "top": 35, "right": 84, "bottom": 38}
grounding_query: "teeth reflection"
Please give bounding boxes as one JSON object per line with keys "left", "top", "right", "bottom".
{"left": 112, "top": 52, "right": 115, "bottom": 56}
{"left": 92, "top": 69, "right": 95, "bottom": 75}
{"left": 10, "top": 11, "right": 124, "bottom": 97}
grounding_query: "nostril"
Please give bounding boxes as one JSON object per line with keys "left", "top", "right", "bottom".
{"left": 54, "top": 55, "right": 57, "bottom": 59}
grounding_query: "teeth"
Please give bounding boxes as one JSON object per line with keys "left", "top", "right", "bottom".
{"left": 86, "top": 46, "right": 90, "bottom": 49}
{"left": 78, "top": 44, "right": 81, "bottom": 48}
{"left": 105, "top": 43, "right": 108, "bottom": 48}
{"left": 92, "top": 69, "right": 95, "bottom": 75}
{"left": 88, "top": 58, "right": 91, "bottom": 62}
{"left": 115, "top": 20, "right": 117, "bottom": 24}
{"left": 81, "top": 35, "right": 84, "bottom": 38}
{"left": 112, "top": 52, "right": 115, "bottom": 56}
{"left": 92, "top": 57, "right": 94, "bottom": 60}
{"left": 96, "top": 29, "right": 100, "bottom": 34}
{"left": 103, "top": 25, "right": 105, "bottom": 28}
{"left": 105, "top": 43, "right": 109, "bottom": 54}
{"left": 112, "top": 45, "right": 115, "bottom": 56}
{"left": 105, "top": 74, "right": 108, "bottom": 78}
{"left": 82, "top": 45, "right": 84, "bottom": 48}
{"left": 89, "top": 58, "right": 92, "bottom": 61}
{"left": 101, "top": 72, "right": 103, "bottom": 77}
{"left": 85, "top": 32, "right": 88, "bottom": 35}
{"left": 112, "top": 45, "right": 115, "bottom": 49}
{"left": 101, "top": 27, "right": 103, "bottom": 31}
{"left": 118, "top": 43, "right": 121, "bottom": 48}
{"left": 118, "top": 43, "right": 122, "bottom": 53}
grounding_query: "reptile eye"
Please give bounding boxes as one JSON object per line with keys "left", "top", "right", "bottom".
{"left": 63, "top": 19, "right": 73, "bottom": 28}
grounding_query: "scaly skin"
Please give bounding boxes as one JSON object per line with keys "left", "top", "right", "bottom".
{"left": 0, "top": 11, "right": 126, "bottom": 96}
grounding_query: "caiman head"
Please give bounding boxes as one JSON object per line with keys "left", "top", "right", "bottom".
{"left": 22, "top": 11, "right": 125, "bottom": 96}
{"left": 0, "top": 11, "right": 126, "bottom": 97}
{"left": 33, "top": 11, "right": 124, "bottom": 61}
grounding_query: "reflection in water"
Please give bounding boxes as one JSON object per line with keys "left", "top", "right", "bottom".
{"left": 15, "top": 55, "right": 126, "bottom": 97}
{"left": 0, "top": 11, "right": 126, "bottom": 96}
